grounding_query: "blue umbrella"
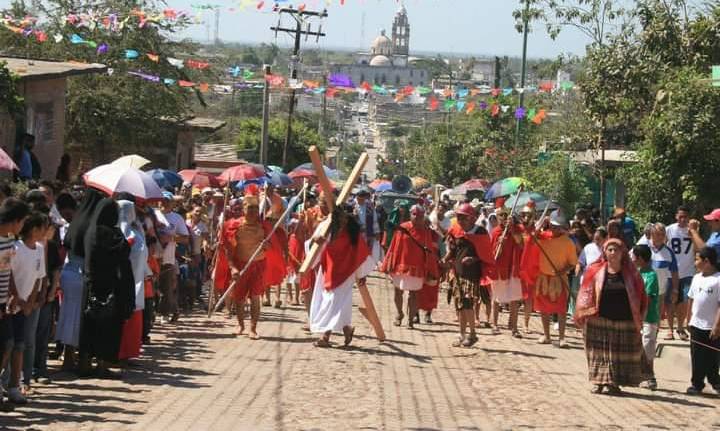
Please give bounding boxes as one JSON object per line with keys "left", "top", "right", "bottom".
{"left": 267, "top": 171, "right": 293, "bottom": 187}
{"left": 375, "top": 182, "right": 393, "bottom": 192}
{"left": 147, "top": 169, "right": 183, "bottom": 189}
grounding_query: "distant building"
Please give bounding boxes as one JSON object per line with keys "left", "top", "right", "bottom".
{"left": 330, "top": 4, "right": 429, "bottom": 88}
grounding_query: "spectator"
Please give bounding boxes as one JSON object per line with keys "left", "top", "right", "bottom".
{"left": 56, "top": 154, "right": 71, "bottom": 183}
{"left": 0, "top": 198, "right": 30, "bottom": 411}
{"left": 666, "top": 206, "right": 696, "bottom": 341}
{"left": 688, "top": 208, "right": 720, "bottom": 256}
{"left": 633, "top": 244, "right": 660, "bottom": 391}
{"left": 16, "top": 133, "right": 33, "bottom": 181}
{"left": 613, "top": 207, "right": 639, "bottom": 247}
{"left": 685, "top": 247, "right": 720, "bottom": 395}
{"left": 575, "top": 239, "right": 648, "bottom": 395}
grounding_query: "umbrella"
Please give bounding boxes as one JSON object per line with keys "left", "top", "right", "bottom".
{"left": 267, "top": 165, "right": 284, "bottom": 173}
{"left": 374, "top": 182, "right": 393, "bottom": 192}
{"left": 484, "top": 177, "right": 529, "bottom": 200}
{"left": 84, "top": 164, "right": 163, "bottom": 201}
{"left": 0, "top": 147, "right": 18, "bottom": 171}
{"left": 267, "top": 171, "right": 293, "bottom": 187}
{"left": 111, "top": 154, "right": 151, "bottom": 169}
{"left": 292, "top": 162, "right": 339, "bottom": 180}
{"left": 218, "top": 163, "right": 267, "bottom": 183}
{"left": 411, "top": 177, "right": 430, "bottom": 190}
{"left": 368, "top": 179, "right": 391, "bottom": 190}
{"left": 504, "top": 191, "right": 559, "bottom": 213}
{"left": 458, "top": 178, "right": 490, "bottom": 191}
{"left": 147, "top": 169, "right": 183, "bottom": 189}
{"left": 288, "top": 169, "right": 316, "bottom": 180}
{"left": 178, "top": 169, "right": 221, "bottom": 188}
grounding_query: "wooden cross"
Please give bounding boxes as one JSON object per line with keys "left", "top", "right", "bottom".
{"left": 299, "top": 146, "right": 385, "bottom": 342}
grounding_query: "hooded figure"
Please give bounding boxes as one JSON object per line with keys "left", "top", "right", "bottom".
{"left": 63, "top": 187, "right": 107, "bottom": 257}
{"left": 117, "top": 200, "right": 150, "bottom": 360}
{"left": 80, "top": 198, "right": 135, "bottom": 369}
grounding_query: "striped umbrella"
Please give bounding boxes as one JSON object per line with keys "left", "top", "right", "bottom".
{"left": 484, "top": 177, "right": 529, "bottom": 200}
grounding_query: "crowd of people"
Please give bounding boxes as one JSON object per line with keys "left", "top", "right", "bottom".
{"left": 0, "top": 174, "right": 719, "bottom": 413}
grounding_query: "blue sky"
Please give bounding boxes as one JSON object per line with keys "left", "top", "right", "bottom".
{"left": 0, "top": 0, "right": 591, "bottom": 58}
{"left": 178, "top": 0, "right": 589, "bottom": 58}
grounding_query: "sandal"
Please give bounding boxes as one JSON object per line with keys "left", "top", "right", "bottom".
{"left": 491, "top": 326, "right": 501, "bottom": 335}
{"left": 537, "top": 336, "right": 551, "bottom": 345}
{"left": 558, "top": 339, "right": 568, "bottom": 348}
{"left": 452, "top": 337, "right": 465, "bottom": 347}
{"left": 663, "top": 331, "right": 675, "bottom": 341}
{"left": 394, "top": 315, "right": 403, "bottom": 327}
{"left": 605, "top": 385, "right": 622, "bottom": 396}
{"left": 591, "top": 384, "right": 604, "bottom": 394}
{"left": 676, "top": 329, "right": 689, "bottom": 341}
{"left": 462, "top": 335, "right": 478, "bottom": 347}
{"left": 314, "top": 338, "right": 331, "bottom": 348}
{"left": 511, "top": 330, "right": 523, "bottom": 339}
{"left": 343, "top": 326, "right": 355, "bottom": 347}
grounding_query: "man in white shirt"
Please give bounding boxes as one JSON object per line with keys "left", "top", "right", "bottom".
{"left": 666, "top": 206, "right": 695, "bottom": 341}
{"left": 154, "top": 192, "right": 189, "bottom": 323}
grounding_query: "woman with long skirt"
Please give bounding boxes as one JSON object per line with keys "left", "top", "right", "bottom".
{"left": 55, "top": 188, "right": 106, "bottom": 372}
{"left": 575, "top": 238, "right": 648, "bottom": 395}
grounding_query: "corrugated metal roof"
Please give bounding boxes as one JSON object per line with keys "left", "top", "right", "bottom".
{"left": 1, "top": 57, "right": 106, "bottom": 81}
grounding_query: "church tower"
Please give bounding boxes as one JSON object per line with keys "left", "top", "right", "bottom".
{"left": 391, "top": 3, "right": 410, "bottom": 56}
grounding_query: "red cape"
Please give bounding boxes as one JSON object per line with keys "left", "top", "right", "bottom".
{"left": 380, "top": 221, "right": 439, "bottom": 279}
{"left": 287, "top": 233, "right": 304, "bottom": 273}
{"left": 263, "top": 223, "right": 287, "bottom": 286}
{"left": 213, "top": 218, "right": 242, "bottom": 292}
{"left": 490, "top": 225, "right": 523, "bottom": 280}
{"left": 447, "top": 223, "right": 497, "bottom": 280}
{"left": 519, "top": 229, "right": 554, "bottom": 286}
{"left": 321, "top": 229, "right": 370, "bottom": 291}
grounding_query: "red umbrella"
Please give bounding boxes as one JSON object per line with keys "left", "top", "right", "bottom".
{"left": 178, "top": 169, "right": 221, "bottom": 188}
{"left": 218, "top": 164, "right": 267, "bottom": 183}
{"left": 0, "top": 147, "right": 18, "bottom": 171}
{"left": 288, "top": 169, "right": 316, "bottom": 180}
{"left": 459, "top": 178, "right": 490, "bottom": 191}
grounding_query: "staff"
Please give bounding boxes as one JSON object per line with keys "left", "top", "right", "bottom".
{"left": 211, "top": 183, "right": 307, "bottom": 315}
{"left": 494, "top": 183, "right": 525, "bottom": 260}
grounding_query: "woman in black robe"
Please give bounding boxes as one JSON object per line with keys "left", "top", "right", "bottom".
{"left": 79, "top": 198, "right": 135, "bottom": 378}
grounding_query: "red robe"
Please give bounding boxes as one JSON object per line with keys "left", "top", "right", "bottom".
{"left": 321, "top": 229, "right": 370, "bottom": 291}
{"left": 447, "top": 223, "right": 497, "bottom": 282}
{"left": 490, "top": 225, "right": 523, "bottom": 280}
{"left": 519, "top": 229, "right": 554, "bottom": 287}
{"left": 213, "top": 218, "right": 242, "bottom": 293}
{"left": 380, "top": 221, "right": 439, "bottom": 279}
{"left": 263, "top": 226, "right": 287, "bottom": 287}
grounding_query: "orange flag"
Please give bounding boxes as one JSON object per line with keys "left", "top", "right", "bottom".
{"left": 147, "top": 53, "right": 160, "bottom": 62}
{"left": 466, "top": 101, "right": 476, "bottom": 114}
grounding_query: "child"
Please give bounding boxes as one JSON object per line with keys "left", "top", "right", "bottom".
{"left": 686, "top": 247, "right": 720, "bottom": 395}
{"left": 6, "top": 211, "right": 48, "bottom": 404}
{"left": 632, "top": 244, "right": 660, "bottom": 390}
{"left": 0, "top": 198, "right": 30, "bottom": 410}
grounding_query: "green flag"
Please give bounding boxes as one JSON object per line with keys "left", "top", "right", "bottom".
{"left": 243, "top": 69, "right": 254, "bottom": 80}
{"left": 713, "top": 66, "right": 720, "bottom": 87}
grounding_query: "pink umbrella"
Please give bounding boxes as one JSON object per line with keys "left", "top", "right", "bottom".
{"left": 83, "top": 164, "right": 164, "bottom": 201}
{"left": 178, "top": 169, "right": 221, "bottom": 188}
{"left": 0, "top": 147, "right": 18, "bottom": 171}
{"left": 218, "top": 163, "right": 267, "bottom": 184}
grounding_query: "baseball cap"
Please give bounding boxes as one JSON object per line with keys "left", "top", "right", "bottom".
{"left": 455, "top": 203, "right": 476, "bottom": 218}
{"left": 703, "top": 209, "right": 720, "bottom": 221}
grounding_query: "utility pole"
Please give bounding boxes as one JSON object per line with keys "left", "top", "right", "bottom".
{"left": 319, "top": 72, "right": 327, "bottom": 138}
{"left": 260, "top": 64, "right": 271, "bottom": 165}
{"left": 514, "top": 0, "right": 531, "bottom": 148}
{"left": 271, "top": 7, "right": 328, "bottom": 169}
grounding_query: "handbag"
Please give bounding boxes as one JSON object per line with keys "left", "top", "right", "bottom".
{"left": 86, "top": 293, "right": 116, "bottom": 321}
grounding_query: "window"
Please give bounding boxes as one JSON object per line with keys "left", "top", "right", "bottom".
{"left": 361, "top": 73, "right": 365, "bottom": 83}
{"left": 410, "top": 70, "right": 414, "bottom": 77}
{"left": 382, "top": 74, "right": 387, "bottom": 84}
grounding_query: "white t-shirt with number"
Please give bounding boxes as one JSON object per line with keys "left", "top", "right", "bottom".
{"left": 688, "top": 272, "right": 720, "bottom": 330}
{"left": 666, "top": 223, "right": 695, "bottom": 279}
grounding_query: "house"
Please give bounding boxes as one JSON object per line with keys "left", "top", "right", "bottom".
{"left": 0, "top": 56, "right": 106, "bottom": 179}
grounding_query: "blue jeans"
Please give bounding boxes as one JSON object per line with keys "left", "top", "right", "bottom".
{"left": 34, "top": 302, "right": 54, "bottom": 378}
{"left": 22, "top": 307, "right": 41, "bottom": 385}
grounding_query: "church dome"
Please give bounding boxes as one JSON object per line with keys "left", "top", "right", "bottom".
{"left": 369, "top": 55, "right": 392, "bottom": 67}
{"left": 371, "top": 30, "right": 393, "bottom": 56}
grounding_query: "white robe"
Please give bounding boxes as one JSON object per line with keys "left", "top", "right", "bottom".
{"left": 309, "top": 244, "right": 376, "bottom": 334}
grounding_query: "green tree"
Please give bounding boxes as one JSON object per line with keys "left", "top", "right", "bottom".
{"left": 0, "top": 61, "right": 23, "bottom": 117}
{"left": 235, "top": 117, "right": 325, "bottom": 170}
{"left": 522, "top": 153, "right": 592, "bottom": 216}
{"left": 0, "top": 0, "right": 210, "bottom": 162}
